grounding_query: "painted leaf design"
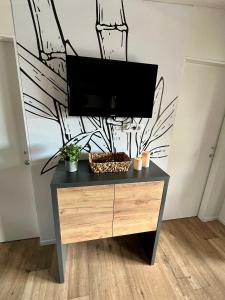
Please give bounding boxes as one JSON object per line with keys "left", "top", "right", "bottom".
{"left": 24, "top": 94, "right": 58, "bottom": 121}
{"left": 140, "top": 77, "right": 164, "bottom": 150}
{"left": 18, "top": 43, "right": 68, "bottom": 106}
{"left": 41, "top": 151, "right": 60, "bottom": 174}
{"left": 69, "top": 131, "right": 99, "bottom": 150}
{"left": 152, "top": 97, "right": 177, "bottom": 140}
{"left": 18, "top": 0, "right": 179, "bottom": 175}
{"left": 150, "top": 145, "right": 170, "bottom": 159}
{"left": 134, "top": 117, "right": 148, "bottom": 155}
{"left": 152, "top": 77, "right": 164, "bottom": 122}
{"left": 41, "top": 131, "right": 98, "bottom": 174}
{"left": 84, "top": 117, "right": 99, "bottom": 131}
{"left": 88, "top": 135, "right": 112, "bottom": 153}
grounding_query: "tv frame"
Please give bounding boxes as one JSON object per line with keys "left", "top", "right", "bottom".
{"left": 66, "top": 55, "right": 158, "bottom": 118}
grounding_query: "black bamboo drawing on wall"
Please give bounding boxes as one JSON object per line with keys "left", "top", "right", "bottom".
{"left": 17, "top": 0, "right": 177, "bottom": 174}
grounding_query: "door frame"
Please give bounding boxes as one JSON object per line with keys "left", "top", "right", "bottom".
{"left": 198, "top": 111, "right": 225, "bottom": 222}
{"left": 0, "top": 34, "right": 39, "bottom": 240}
{"left": 0, "top": 34, "right": 32, "bottom": 165}
{"left": 185, "top": 57, "right": 225, "bottom": 222}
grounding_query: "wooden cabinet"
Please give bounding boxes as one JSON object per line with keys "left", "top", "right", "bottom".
{"left": 51, "top": 160, "right": 169, "bottom": 282}
{"left": 57, "top": 185, "right": 114, "bottom": 244}
{"left": 57, "top": 181, "right": 164, "bottom": 244}
{"left": 113, "top": 181, "right": 164, "bottom": 236}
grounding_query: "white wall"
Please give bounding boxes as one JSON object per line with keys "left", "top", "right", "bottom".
{"left": 166, "top": 6, "right": 225, "bottom": 220}
{"left": 11, "top": 0, "right": 191, "bottom": 242}
{"left": 0, "top": 0, "right": 13, "bottom": 36}
{"left": 186, "top": 8, "right": 225, "bottom": 61}
{"left": 9, "top": 1, "right": 225, "bottom": 243}
{"left": 186, "top": 9, "right": 225, "bottom": 221}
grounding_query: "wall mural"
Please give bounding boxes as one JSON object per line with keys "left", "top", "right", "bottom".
{"left": 17, "top": 0, "right": 177, "bottom": 174}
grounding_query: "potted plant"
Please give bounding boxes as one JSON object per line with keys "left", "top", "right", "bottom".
{"left": 59, "top": 144, "right": 82, "bottom": 172}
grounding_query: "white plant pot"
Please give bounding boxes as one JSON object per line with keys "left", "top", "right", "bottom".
{"left": 65, "top": 160, "right": 78, "bottom": 172}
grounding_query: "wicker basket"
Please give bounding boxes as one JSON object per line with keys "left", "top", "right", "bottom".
{"left": 89, "top": 152, "right": 131, "bottom": 173}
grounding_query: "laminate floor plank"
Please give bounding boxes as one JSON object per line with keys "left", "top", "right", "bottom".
{"left": 88, "top": 238, "right": 133, "bottom": 300}
{"left": 67, "top": 242, "right": 89, "bottom": 300}
{"left": 171, "top": 219, "right": 225, "bottom": 298}
{"left": 160, "top": 221, "right": 213, "bottom": 289}
{"left": 0, "top": 218, "right": 224, "bottom": 300}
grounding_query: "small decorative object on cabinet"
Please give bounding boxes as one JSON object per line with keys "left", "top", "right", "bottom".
{"left": 133, "top": 157, "right": 143, "bottom": 170}
{"left": 50, "top": 160, "right": 169, "bottom": 283}
{"left": 89, "top": 152, "right": 131, "bottom": 173}
{"left": 59, "top": 144, "right": 81, "bottom": 172}
{"left": 142, "top": 151, "right": 151, "bottom": 168}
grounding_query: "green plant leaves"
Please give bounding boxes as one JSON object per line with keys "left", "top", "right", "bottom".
{"left": 59, "top": 144, "right": 82, "bottom": 161}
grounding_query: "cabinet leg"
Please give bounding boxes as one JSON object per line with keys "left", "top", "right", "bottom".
{"left": 51, "top": 186, "right": 67, "bottom": 283}
{"left": 55, "top": 243, "right": 67, "bottom": 283}
{"left": 139, "top": 179, "right": 169, "bottom": 265}
{"left": 139, "top": 231, "right": 157, "bottom": 265}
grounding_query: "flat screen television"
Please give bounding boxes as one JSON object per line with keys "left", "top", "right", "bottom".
{"left": 66, "top": 55, "right": 158, "bottom": 118}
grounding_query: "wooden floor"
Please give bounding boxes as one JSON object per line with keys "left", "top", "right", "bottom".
{"left": 0, "top": 218, "right": 225, "bottom": 300}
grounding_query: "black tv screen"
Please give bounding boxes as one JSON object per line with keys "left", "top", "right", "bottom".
{"left": 66, "top": 55, "right": 158, "bottom": 118}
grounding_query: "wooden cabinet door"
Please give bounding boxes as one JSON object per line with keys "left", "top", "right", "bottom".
{"left": 113, "top": 182, "right": 164, "bottom": 236}
{"left": 57, "top": 185, "right": 114, "bottom": 244}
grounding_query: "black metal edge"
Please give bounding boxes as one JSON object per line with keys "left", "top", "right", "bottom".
{"left": 150, "top": 177, "right": 169, "bottom": 264}
{"left": 51, "top": 175, "right": 170, "bottom": 189}
{"left": 51, "top": 160, "right": 169, "bottom": 187}
{"left": 50, "top": 185, "right": 67, "bottom": 283}
{"left": 138, "top": 177, "right": 169, "bottom": 264}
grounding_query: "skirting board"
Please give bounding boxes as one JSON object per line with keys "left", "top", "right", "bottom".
{"left": 40, "top": 239, "right": 56, "bottom": 246}
{"left": 198, "top": 216, "right": 218, "bottom": 222}
{"left": 218, "top": 216, "right": 225, "bottom": 226}
{"left": 199, "top": 215, "right": 225, "bottom": 226}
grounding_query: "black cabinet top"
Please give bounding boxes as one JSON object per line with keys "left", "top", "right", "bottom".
{"left": 51, "top": 160, "right": 169, "bottom": 188}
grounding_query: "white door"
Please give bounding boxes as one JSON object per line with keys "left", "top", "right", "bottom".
{"left": 0, "top": 39, "right": 39, "bottom": 242}
{"left": 165, "top": 61, "right": 225, "bottom": 219}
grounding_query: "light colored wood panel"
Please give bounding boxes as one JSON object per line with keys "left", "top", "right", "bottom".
{"left": 114, "top": 181, "right": 164, "bottom": 200}
{"left": 114, "top": 200, "right": 161, "bottom": 219}
{"left": 57, "top": 185, "right": 114, "bottom": 209}
{"left": 177, "top": 219, "right": 225, "bottom": 291}
{"left": 206, "top": 220, "right": 225, "bottom": 241}
{"left": 68, "top": 243, "right": 89, "bottom": 300}
{"left": 70, "top": 296, "right": 89, "bottom": 300}
{"left": 58, "top": 185, "right": 114, "bottom": 244}
{"left": 60, "top": 222, "right": 112, "bottom": 244}
{"left": 118, "top": 234, "right": 177, "bottom": 300}
{"left": 160, "top": 219, "right": 225, "bottom": 298}
{"left": 113, "top": 218, "right": 159, "bottom": 236}
{"left": 88, "top": 238, "right": 134, "bottom": 300}
{"left": 113, "top": 181, "right": 164, "bottom": 236}
{"left": 21, "top": 268, "right": 69, "bottom": 300}
{"left": 59, "top": 208, "right": 113, "bottom": 225}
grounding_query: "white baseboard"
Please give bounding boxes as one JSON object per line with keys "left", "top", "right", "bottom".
{"left": 218, "top": 216, "right": 225, "bottom": 226}
{"left": 198, "top": 215, "right": 225, "bottom": 226}
{"left": 198, "top": 216, "right": 218, "bottom": 222}
{"left": 40, "top": 239, "right": 56, "bottom": 246}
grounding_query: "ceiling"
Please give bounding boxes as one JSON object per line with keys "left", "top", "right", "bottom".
{"left": 148, "top": 0, "right": 225, "bottom": 9}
